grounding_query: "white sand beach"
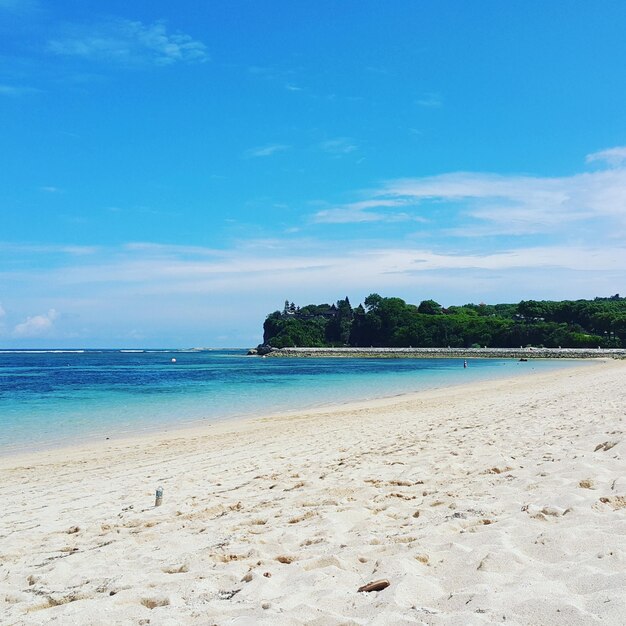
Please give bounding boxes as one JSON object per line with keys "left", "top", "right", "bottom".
{"left": 1, "top": 360, "right": 625, "bottom": 625}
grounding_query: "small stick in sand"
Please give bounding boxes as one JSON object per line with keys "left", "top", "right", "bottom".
{"left": 358, "top": 579, "right": 390, "bottom": 592}
{"left": 155, "top": 486, "right": 163, "bottom": 506}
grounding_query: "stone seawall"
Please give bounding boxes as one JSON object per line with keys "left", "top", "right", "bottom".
{"left": 263, "top": 347, "right": 626, "bottom": 359}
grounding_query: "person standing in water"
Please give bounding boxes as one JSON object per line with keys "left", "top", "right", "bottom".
{"left": 463, "top": 360, "right": 467, "bottom": 368}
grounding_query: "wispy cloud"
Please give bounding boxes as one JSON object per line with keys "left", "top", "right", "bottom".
{"left": 5, "top": 240, "right": 625, "bottom": 300}
{"left": 0, "top": 84, "right": 40, "bottom": 96}
{"left": 2, "top": 235, "right": 624, "bottom": 345}
{"left": 13, "top": 309, "right": 57, "bottom": 338}
{"left": 3, "top": 148, "right": 625, "bottom": 345}
{"left": 48, "top": 19, "right": 208, "bottom": 67}
{"left": 0, "top": 242, "right": 98, "bottom": 255}
{"left": 416, "top": 92, "right": 442, "bottom": 108}
{"left": 586, "top": 146, "right": 626, "bottom": 167}
{"left": 380, "top": 169, "right": 626, "bottom": 236}
{"left": 310, "top": 149, "right": 626, "bottom": 234}
{"left": 244, "top": 144, "right": 290, "bottom": 158}
{"left": 248, "top": 65, "right": 298, "bottom": 81}
{"left": 123, "top": 242, "right": 223, "bottom": 256}
{"left": 314, "top": 200, "right": 421, "bottom": 224}
{"left": 319, "top": 138, "right": 358, "bottom": 155}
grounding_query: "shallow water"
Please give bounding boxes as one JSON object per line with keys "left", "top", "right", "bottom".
{"left": 0, "top": 349, "right": 586, "bottom": 454}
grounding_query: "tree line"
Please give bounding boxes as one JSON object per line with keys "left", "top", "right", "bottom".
{"left": 262, "top": 294, "right": 626, "bottom": 349}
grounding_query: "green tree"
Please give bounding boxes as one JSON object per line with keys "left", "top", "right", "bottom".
{"left": 417, "top": 299, "right": 443, "bottom": 315}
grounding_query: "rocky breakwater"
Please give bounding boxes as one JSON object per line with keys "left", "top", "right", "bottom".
{"left": 247, "top": 344, "right": 275, "bottom": 356}
{"left": 260, "top": 347, "right": 626, "bottom": 359}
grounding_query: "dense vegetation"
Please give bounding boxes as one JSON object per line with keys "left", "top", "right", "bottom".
{"left": 262, "top": 295, "right": 626, "bottom": 349}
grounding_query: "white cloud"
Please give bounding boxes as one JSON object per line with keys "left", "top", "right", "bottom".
{"left": 0, "top": 243, "right": 98, "bottom": 255}
{"left": 14, "top": 240, "right": 624, "bottom": 294}
{"left": 379, "top": 168, "right": 626, "bottom": 235}
{"left": 314, "top": 199, "right": 419, "bottom": 224}
{"left": 416, "top": 92, "right": 442, "bottom": 108}
{"left": 244, "top": 144, "right": 290, "bottom": 158}
{"left": 586, "top": 146, "right": 626, "bottom": 167}
{"left": 319, "top": 138, "right": 358, "bottom": 155}
{"left": 0, "top": 84, "right": 40, "bottom": 96}
{"left": 48, "top": 19, "right": 208, "bottom": 67}
{"left": 3, "top": 148, "right": 625, "bottom": 346}
{"left": 2, "top": 237, "right": 624, "bottom": 345}
{"left": 310, "top": 151, "right": 626, "bottom": 233}
{"left": 248, "top": 65, "right": 297, "bottom": 81}
{"left": 13, "top": 309, "right": 58, "bottom": 338}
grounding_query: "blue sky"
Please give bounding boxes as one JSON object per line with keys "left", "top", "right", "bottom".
{"left": 1, "top": 1, "right": 626, "bottom": 347}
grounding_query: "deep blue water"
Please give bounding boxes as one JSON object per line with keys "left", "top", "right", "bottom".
{"left": 0, "top": 349, "right": 586, "bottom": 454}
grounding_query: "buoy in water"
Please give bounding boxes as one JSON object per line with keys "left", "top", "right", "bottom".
{"left": 171, "top": 357, "right": 177, "bottom": 363}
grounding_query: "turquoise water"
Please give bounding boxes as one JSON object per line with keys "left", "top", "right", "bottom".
{"left": 0, "top": 349, "right": 586, "bottom": 454}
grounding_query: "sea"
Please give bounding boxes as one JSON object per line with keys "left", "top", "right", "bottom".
{"left": 0, "top": 349, "right": 587, "bottom": 455}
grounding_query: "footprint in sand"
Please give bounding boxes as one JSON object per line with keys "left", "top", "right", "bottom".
{"left": 161, "top": 564, "right": 189, "bottom": 574}
{"left": 594, "top": 441, "right": 619, "bottom": 452}
{"left": 594, "top": 495, "right": 626, "bottom": 510}
{"left": 140, "top": 597, "right": 170, "bottom": 609}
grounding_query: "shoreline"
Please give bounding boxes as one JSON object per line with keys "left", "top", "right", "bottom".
{"left": 261, "top": 346, "right": 626, "bottom": 359}
{"left": 2, "top": 360, "right": 625, "bottom": 624}
{"left": 0, "top": 357, "right": 595, "bottom": 460}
